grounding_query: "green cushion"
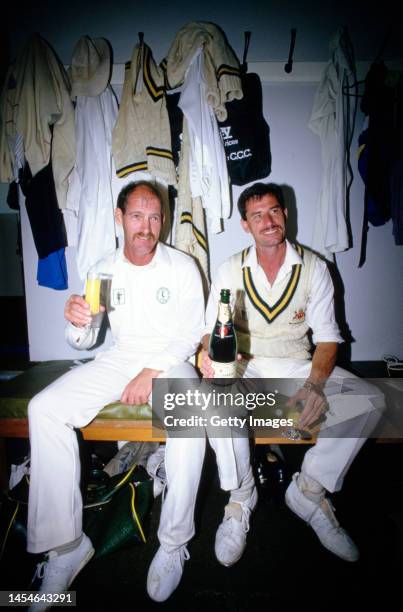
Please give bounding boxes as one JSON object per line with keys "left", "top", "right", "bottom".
{"left": 0, "top": 360, "right": 152, "bottom": 420}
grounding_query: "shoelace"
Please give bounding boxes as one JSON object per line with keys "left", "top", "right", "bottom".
{"left": 31, "top": 551, "right": 59, "bottom": 584}
{"left": 165, "top": 545, "right": 190, "bottom": 570}
{"left": 32, "top": 560, "right": 47, "bottom": 582}
{"left": 314, "top": 498, "right": 342, "bottom": 532}
{"left": 223, "top": 503, "right": 252, "bottom": 534}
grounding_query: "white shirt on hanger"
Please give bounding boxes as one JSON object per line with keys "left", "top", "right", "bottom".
{"left": 179, "top": 48, "right": 231, "bottom": 234}
{"left": 309, "top": 28, "right": 356, "bottom": 260}
{"left": 65, "top": 86, "right": 118, "bottom": 280}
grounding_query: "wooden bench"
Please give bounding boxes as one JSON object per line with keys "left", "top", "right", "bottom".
{"left": 0, "top": 360, "right": 322, "bottom": 488}
{"left": 0, "top": 360, "right": 319, "bottom": 445}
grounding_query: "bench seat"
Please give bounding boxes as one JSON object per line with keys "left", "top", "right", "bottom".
{"left": 0, "top": 360, "right": 316, "bottom": 445}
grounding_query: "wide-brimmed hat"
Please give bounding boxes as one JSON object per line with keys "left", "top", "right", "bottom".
{"left": 69, "top": 36, "right": 111, "bottom": 98}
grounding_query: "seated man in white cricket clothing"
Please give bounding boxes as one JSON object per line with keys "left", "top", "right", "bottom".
{"left": 201, "top": 182, "right": 384, "bottom": 563}
{"left": 26, "top": 181, "right": 207, "bottom": 610}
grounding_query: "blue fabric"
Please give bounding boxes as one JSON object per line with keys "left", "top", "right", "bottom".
{"left": 37, "top": 248, "right": 68, "bottom": 290}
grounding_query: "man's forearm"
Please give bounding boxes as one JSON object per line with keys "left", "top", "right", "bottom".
{"left": 307, "top": 342, "right": 338, "bottom": 387}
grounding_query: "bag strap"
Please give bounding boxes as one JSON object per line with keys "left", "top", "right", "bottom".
{"left": 129, "top": 483, "right": 147, "bottom": 543}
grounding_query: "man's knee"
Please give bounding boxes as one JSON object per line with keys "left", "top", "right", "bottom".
{"left": 346, "top": 378, "right": 385, "bottom": 417}
{"left": 28, "top": 387, "right": 58, "bottom": 422}
{"left": 164, "top": 362, "right": 199, "bottom": 379}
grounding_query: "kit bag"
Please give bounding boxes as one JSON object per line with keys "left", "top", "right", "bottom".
{"left": 83, "top": 464, "right": 153, "bottom": 558}
{"left": 0, "top": 464, "right": 153, "bottom": 562}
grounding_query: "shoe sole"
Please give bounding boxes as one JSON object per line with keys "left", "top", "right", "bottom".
{"left": 146, "top": 554, "right": 184, "bottom": 602}
{"left": 215, "top": 550, "right": 244, "bottom": 568}
{"left": 67, "top": 546, "right": 95, "bottom": 588}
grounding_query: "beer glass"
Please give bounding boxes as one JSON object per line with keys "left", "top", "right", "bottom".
{"left": 85, "top": 272, "right": 112, "bottom": 328}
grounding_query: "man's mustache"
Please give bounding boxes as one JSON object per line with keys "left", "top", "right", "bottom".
{"left": 260, "top": 225, "right": 281, "bottom": 232}
{"left": 134, "top": 232, "right": 156, "bottom": 240}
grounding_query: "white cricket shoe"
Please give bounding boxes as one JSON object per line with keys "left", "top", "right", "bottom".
{"left": 285, "top": 473, "right": 359, "bottom": 562}
{"left": 215, "top": 486, "right": 258, "bottom": 567}
{"left": 147, "top": 545, "right": 190, "bottom": 602}
{"left": 29, "top": 534, "right": 94, "bottom": 611}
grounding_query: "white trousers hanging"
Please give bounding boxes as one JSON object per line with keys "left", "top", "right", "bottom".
{"left": 241, "top": 357, "right": 384, "bottom": 492}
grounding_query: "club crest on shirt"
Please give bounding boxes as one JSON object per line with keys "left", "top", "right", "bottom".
{"left": 112, "top": 288, "right": 125, "bottom": 306}
{"left": 290, "top": 308, "right": 306, "bottom": 324}
{"left": 156, "top": 287, "right": 170, "bottom": 304}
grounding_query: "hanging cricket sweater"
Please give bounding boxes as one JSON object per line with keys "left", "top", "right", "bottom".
{"left": 0, "top": 34, "right": 75, "bottom": 209}
{"left": 112, "top": 42, "right": 176, "bottom": 185}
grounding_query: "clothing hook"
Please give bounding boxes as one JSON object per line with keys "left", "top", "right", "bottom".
{"left": 284, "top": 28, "right": 297, "bottom": 74}
{"left": 242, "top": 31, "right": 252, "bottom": 72}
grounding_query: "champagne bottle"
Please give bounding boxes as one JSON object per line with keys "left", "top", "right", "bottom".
{"left": 208, "top": 288, "right": 237, "bottom": 378}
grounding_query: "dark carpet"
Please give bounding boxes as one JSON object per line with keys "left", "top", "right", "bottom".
{"left": 1, "top": 439, "right": 402, "bottom": 611}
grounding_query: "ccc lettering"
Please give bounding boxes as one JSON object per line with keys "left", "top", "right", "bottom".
{"left": 228, "top": 149, "right": 252, "bottom": 161}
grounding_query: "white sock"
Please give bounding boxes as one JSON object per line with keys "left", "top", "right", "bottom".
{"left": 229, "top": 466, "right": 254, "bottom": 504}
{"left": 297, "top": 472, "right": 325, "bottom": 504}
{"left": 224, "top": 502, "right": 243, "bottom": 521}
{"left": 52, "top": 534, "right": 84, "bottom": 556}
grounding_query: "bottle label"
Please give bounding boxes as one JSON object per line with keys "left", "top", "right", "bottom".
{"left": 213, "top": 324, "right": 235, "bottom": 339}
{"left": 211, "top": 360, "right": 237, "bottom": 378}
{"left": 217, "top": 303, "right": 231, "bottom": 324}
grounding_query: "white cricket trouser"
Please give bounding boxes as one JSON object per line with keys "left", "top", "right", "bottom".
{"left": 27, "top": 351, "right": 252, "bottom": 554}
{"left": 27, "top": 350, "right": 194, "bottom": 553}
{"left": 242, "top": 357, "right": 384, "bottom": 493}
{"left": 158, "top": 434, "right": 253, "bottom": 553}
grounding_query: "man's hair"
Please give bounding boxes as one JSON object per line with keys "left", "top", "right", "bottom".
{"left": 237, "top": 182, "right": 286, "bottom": 220}
{"left": 117, "top": 181, "right": 163, "bottom": 214}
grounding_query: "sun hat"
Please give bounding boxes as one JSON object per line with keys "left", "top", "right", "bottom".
{"left": 69, "top": 35, "right": 111, "bottom": 98}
